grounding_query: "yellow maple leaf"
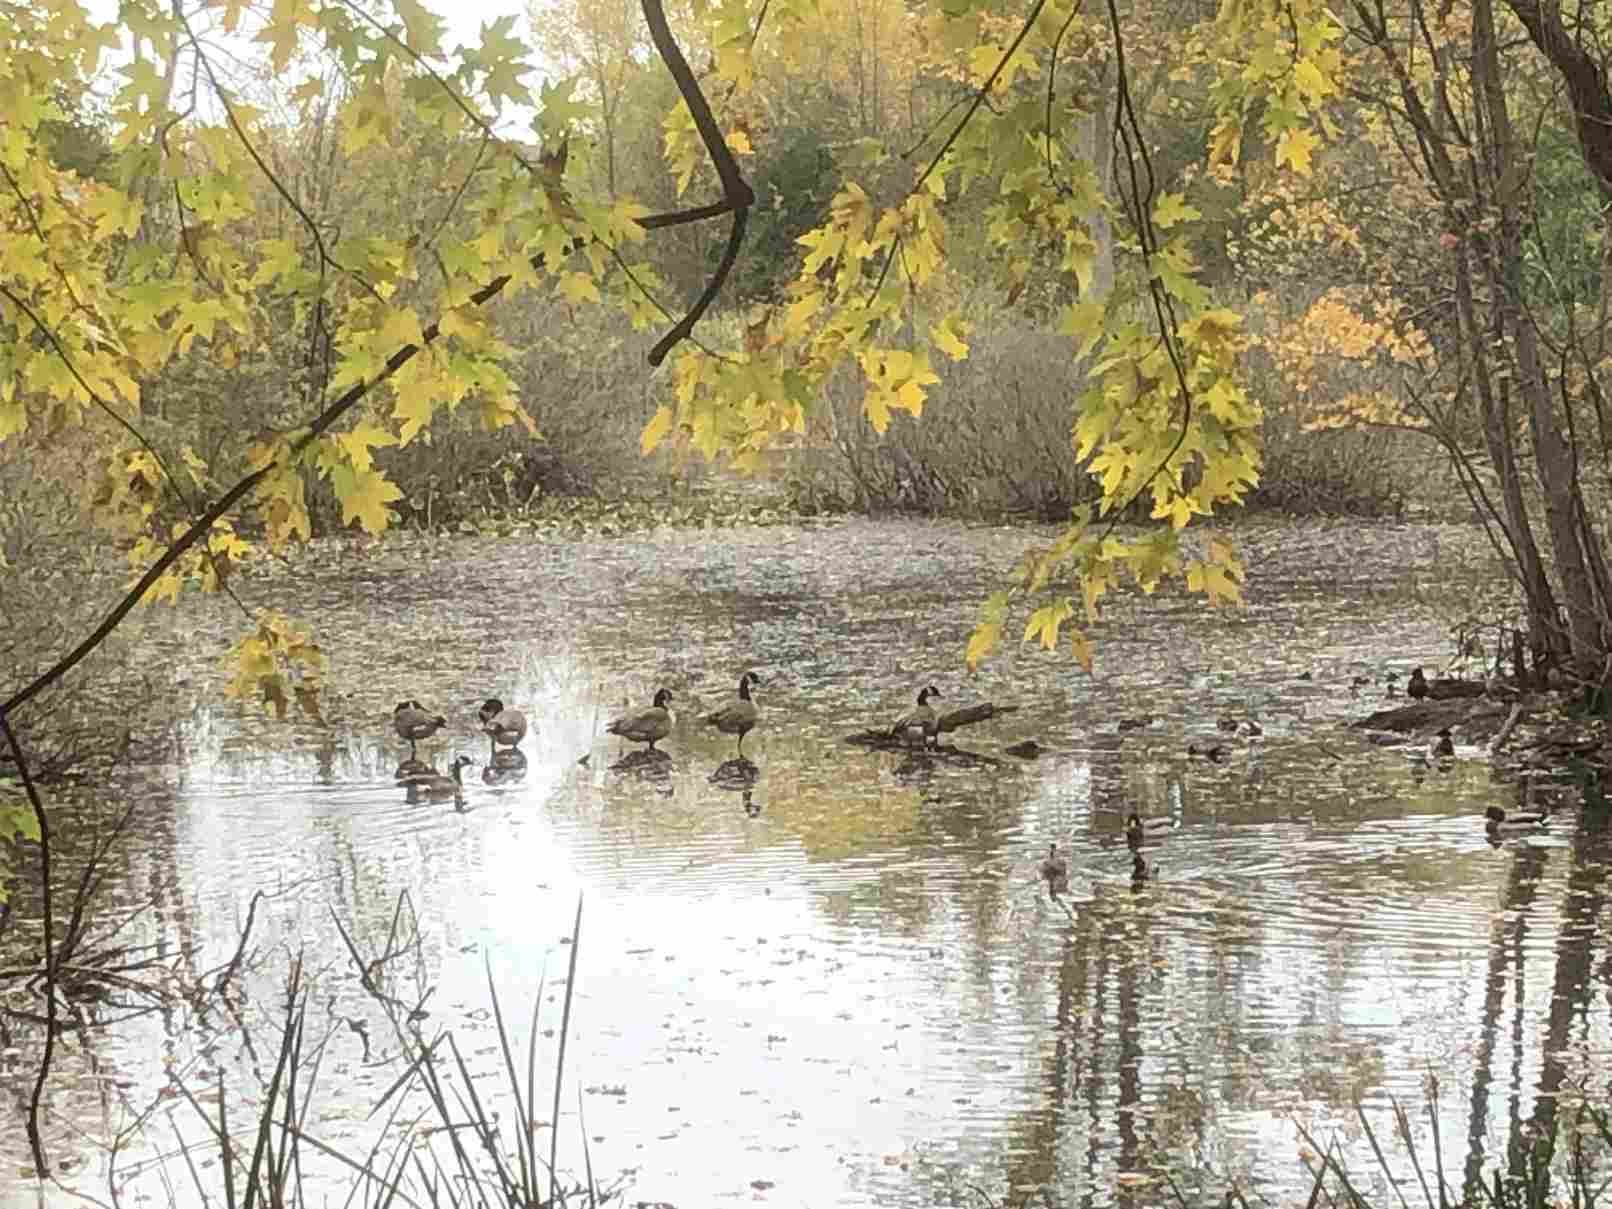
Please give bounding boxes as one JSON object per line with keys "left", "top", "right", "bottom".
{"left": 965, "top": 621, "right": 1001, "bottom": 670}
{"left": 336, "top": 421, "right": 396, "bottom": 474}
{"left": 641, "top": 405, "right": 675, "bottom": 455}
{"left": 341, "top": 469, "right": 404, "bottom": 536}
{"left": 1276, "top": 127, "right": 1319, "bottom": 175}
{"left": 1069, "top": 629, "right": 1094, "bottom": 674}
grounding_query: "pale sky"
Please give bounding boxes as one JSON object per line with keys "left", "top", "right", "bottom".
{"left": 83, "top": 0, "right": 558, "bottom": 124}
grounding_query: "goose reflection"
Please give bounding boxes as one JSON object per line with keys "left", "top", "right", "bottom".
{"left": 395, "top": 757, "right": 435, "bottom": 786}
{"left": 403, "top": 755, "right": 473, "bottom": 807}
{"left": 481, "top": 746, "right": 528, "bottom": 786}
{"left": 709, "top": 756, "right": 761, "bottom": 815}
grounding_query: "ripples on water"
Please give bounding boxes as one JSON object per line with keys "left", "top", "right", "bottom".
{"left": 12, "top": 519, "right": 1612, "bottom": 1207}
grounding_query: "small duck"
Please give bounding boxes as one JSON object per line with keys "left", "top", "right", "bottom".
{"left": 1217, "top": 716, "right": 1239, "bottom": 733}
{"left": 477, "top": 698, "right": 529, "bottom": 749}
{"left": 1188, "top": 742, "right": 1229, "bottom": 763}
{"left": 890, "top": 685, "right": 941, "bottom": 750}
{"left": 607, "top": 688, "right": 675, "bottom": 751}
{"left": 1484, "top": 805, "right": 1547, "bottom": 832}
{"left": 411, "top": 755, "right": 473, "bottom": 799}
{"left": 1126, "top": 810, "right": 1178, "bottom": 844}
{"left": 1040, "top": 843, "right": 1069, "bottom": 899}
{"left": 1430, "top": 727, "right": 1455, "bottom": 759}
{"left": 393, "top": 700, "right": 447, "bottom": 759}
{"left": 1407, "top": 667, "right": 1429, "bottom": 700}
{"left": 703, "top": 672, "right": 761, "bottom": 754}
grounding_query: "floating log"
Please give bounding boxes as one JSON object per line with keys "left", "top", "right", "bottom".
{"left": 937, "top": 702, "right": 1020, "bottom": 733}
{"left": 843, "top": 700, "right": 1019, "bottom": 754}
{"left": 841, "top": 729, "right": 1004, "bottom": 765}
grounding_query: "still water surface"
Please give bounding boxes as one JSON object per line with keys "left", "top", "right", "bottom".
{"left": 14, "top": 518, "right": 1612, "bottom": 1206}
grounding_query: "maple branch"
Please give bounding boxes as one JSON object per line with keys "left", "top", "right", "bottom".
{"left": 639, "top": 0, "right": 755, "bottom": 365}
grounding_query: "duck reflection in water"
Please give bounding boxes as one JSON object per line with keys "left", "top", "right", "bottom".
{"left": 1130, "top": 851, "right": 1150, "bottom": 890}
{"left": 710, "top": 756, "right": 761, "bottom": 815}
{"left": 481, "top": 746, "right": 528, "bottom": 786}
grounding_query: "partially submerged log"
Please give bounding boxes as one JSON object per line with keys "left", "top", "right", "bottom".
{"left": 937, "top": 702, "right": 1020, "bottom": 733}
{"left": 1351, "top": 702, "right": 1464, "bottom": 733}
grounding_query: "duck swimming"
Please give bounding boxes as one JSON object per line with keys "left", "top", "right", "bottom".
{"left": 1484, "top": 804, "right": 1547, "bottom": 832}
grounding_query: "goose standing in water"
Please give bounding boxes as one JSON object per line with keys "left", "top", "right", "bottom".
{"left": 703, "top": 672, "right": 761, "bottom": 755}
{"left": 478, "top": 698, "right": 528, "bottom": 752}
{"left": 607, "top": 688, "right": 675, "bottom": 752}
{"left": 393, "top": 700, "right": 447, "bottom": 760}
{"left": 890, "top": 685, "right": 941, "bottom": 750}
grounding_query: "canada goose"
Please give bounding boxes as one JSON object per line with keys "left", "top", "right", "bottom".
{"left": 607, "top": 688, "right": 674, "bottom": 751}
{"left": 1217, "top": 716, "right": 1239, "bottom": 733}
{"left": 1407, "top": 667, "right": 1429, "bottom": 700}
{"left": 1040, "top": 843, "right": 1069, "bottom": 898}
{"left": 412, "top": 755, "right": 473, "bottom": 799}
{"left": 1484, "top": 805, "right": 1547, "bottom": 831}
{"left": 1126, "top": 810, "right": 1178, "bottom": 843}
{"left": 477, "top": 698, "right": 528, "bottom": 749}
{"left": 1130, "top": 852, "right": 1149, "bottom": 886}
{"left": 1117, "top": 715, "right": 1155, "bottom": 733}
{"left": 890, "top": 685, "right": 941, "bottom": 749}
{"left": 703, "top": 672, "right": 760, "bottom": 754}
{"left": 1187, "top": 742, "right": 1229, "bottom": 762}
{"left": 1430, "top": 727, "right": 1455, "bottom": 759}
{"left": 393, "top": 700, "right": 447, "bottom": 759}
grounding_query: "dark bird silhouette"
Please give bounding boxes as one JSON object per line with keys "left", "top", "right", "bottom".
{"left": 393, "top": 700, "right": 447, "bottom": 760}
{"left": 608, "top": 688, "right": 674, "bottom": 751}
{"left": 703, "top": 672, "right": 760, "bottom": 754}
{"left": 1485, "top": 804, "right": 1547, "bottom": 832}
{"left": 478, "top": 698, "right": 529, "bottom": 750}
{"left": 890, "top": 685, "right": 941, "bottom": 749}
{"left": 1040, "top": 843, "right": 1069, "bottom": 898}
{"left": 1407, "top": 667, "right": 1429, "bottom": 700}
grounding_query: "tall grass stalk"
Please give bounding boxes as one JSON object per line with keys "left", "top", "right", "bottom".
{"left": 133, "top": 894, "right": 605, "bottom": 1209}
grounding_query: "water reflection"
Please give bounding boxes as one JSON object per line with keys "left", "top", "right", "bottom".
{"left": 710, "top": 755, "right": 762, "bottom": 815}
{"left": 482, "top": 746, "right": 528, "bottom": 785}
{"left": 10, "top": 519, "right": 1611, "bottom": 1209}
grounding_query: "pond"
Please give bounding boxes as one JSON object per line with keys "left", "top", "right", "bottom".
{"left": 9, "top": 516, "right": 1612, "bottom": 1207}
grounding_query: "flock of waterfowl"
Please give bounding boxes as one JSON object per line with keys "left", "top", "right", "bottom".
{"left": 389, "top": 673, "right": 763, "bottom": 803}
{"left": 392, "top": 662, "right": 1553, "bottom": 890}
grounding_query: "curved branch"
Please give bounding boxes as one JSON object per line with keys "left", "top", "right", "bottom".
{"left": 639, "top": 0, "right": 754, "bottom": 364}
